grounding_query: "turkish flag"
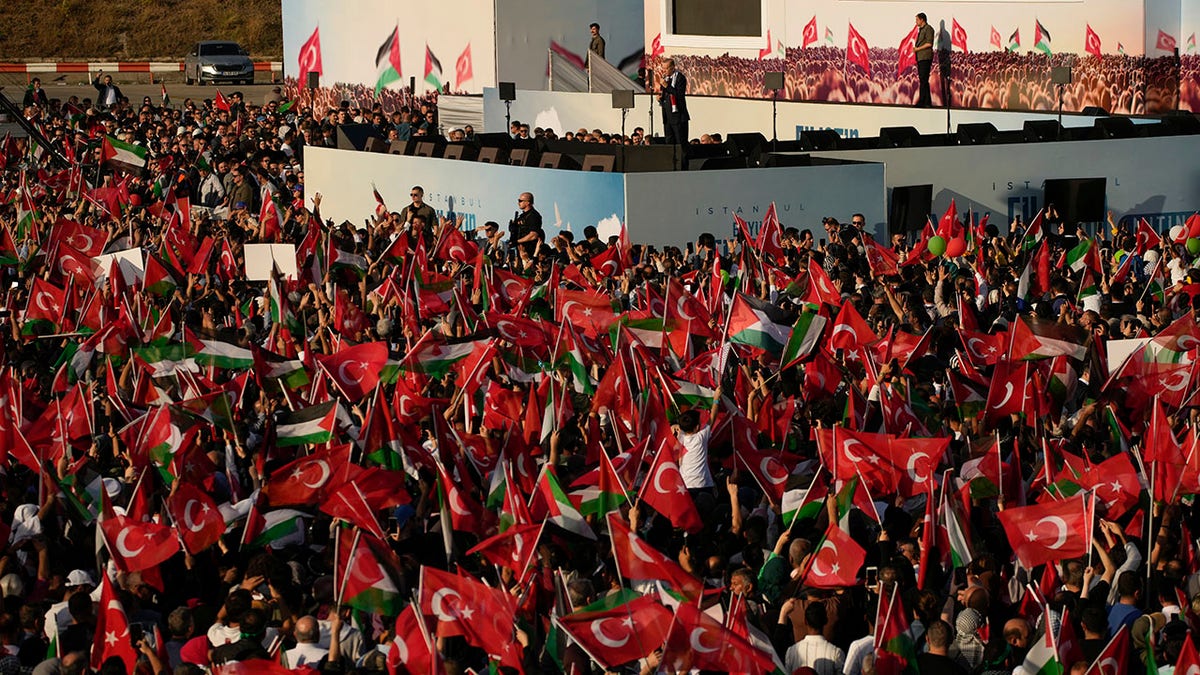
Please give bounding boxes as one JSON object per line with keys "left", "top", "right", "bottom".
{"left": 1157, "top": 29, "right": 1177, "bottom": 52}
{"left": 997, "top": 496, "right": 1089, "bottom": 568}
{"left": 315, "top": 340, "right": 387, "bottom": 401}
{"left": 213, "top": 89, "right": 230, "bottom": 112}
{"left": 805, "top": 524, "right": 866, "bottom": 588}
{"left": 455, "top": 43, "right": 473, "bottom": 87}
{"left": 805, "top": 257, "right": 841, "bottom": 307}
{"left": 418, "top": 566, "right": 521, "bottom": 668}
{"left": 1083, "top": 624, "right": 1129, "bottom": 675}
{"left": 320, "top": 482, "right": 386, "bottom": 540}
{"left": 846, "top": 22, "right": 871, "bottom": 76}
{"left": 1085, "top": 24, "right": 1103, "bottom": 58}
{"left": 803, "top": 16, "right": 819, "bottom": 48}
{"left": 985, "top": 360, "right": 1033, "bottom": 424}
{"left": 556, "top": 595, "right": 673, "bottom": 670}
{"left": 959, "top": 328, "right": 1005, "bottom": 366}
{"left": 299, "top": 26, "right": 323, "bottom": 77}
{"left": 50, "top": 219, "right": 107, "bottom": 257}
{"left": 556, "top": 288, "right": 617, "bottom": 336}
{"left": 55, "top": 244, "right": 96, "bottom": 286}
{"left": 649, "top": 33, "right": 665, "bottom": 59}
{"left": 465, "top": 522, "right": 542, "bottom": 583}
{"left": 25, "top": 277, "right": 66, "bottom": 328}
{"left": 639, "top": 438, "right": 703, "bottom": 533}
{"left": 590, "top": 245, "right": 626, "bottom": 278}
{"left": 829, "top": 301, "right": 877, "bottom": 351}
{"left": 91, "top": 573, "right": 138, "bottom": 673}
{"left": 606, "top": 513, "right": 702, "bottom": 599}
{"left": 951, "top": 19, "right": 968, "bottom": 52}
{"left": 897, "top": 26, "right": 918, "bottom": 75}
{"left": 387, "top": 605, "right": 434, "bottom": 675}
{"left": 1173, "top": 629, "right": 1200, "bottom": 675}
{"left": 263, "top": 444, "right": 349, "bottom": 506}
{"left": 663, "top": 602, "right": 777, "bottom": 674}
{"left": 1135, "top": 218, "right": 1162, "bottom": 255}
{"left": 434, "top": 225, "right": 479, "bottom": 264}
{"left": 167, "top": 482, "right": 225, "bottom": 554}
{"left": 991, "top": 26, "right": 1002, "bottom": 49}
{"left": 890, "top": 437, "right": 949, "bottom": 498}
{"left": 1078, "top": 452, "right": 1141, "bottom": 519}
{"left": 101, "top": 514, "right": 181, "bottom": 573}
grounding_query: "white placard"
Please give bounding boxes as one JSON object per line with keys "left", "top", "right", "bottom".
{"left": 243, "top": 243, "right": 298, "bottom": 281}
{"left": 92, "top": 248, "right": 145, "bottom": 286}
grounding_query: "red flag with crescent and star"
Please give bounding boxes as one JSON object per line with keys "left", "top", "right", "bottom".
{"left": 898, "top": 25, "right": 919, "bottom": 76}
{"left": 1085, "top": 25, "right": 1103, "bottom": 58}
{"left": 803, "top": 16, "right": 819, "bottom": 49}
{"left": 166, "top": 481, "right": 225, "bottom": 554}
{"left": 315, "top": 340, "right": 387, "bottom": 402}
{"left": 91, "top": 572, "right": 138, "bottom": 673}
{"left": 951, "top": 18, "right": 968, "bottom": 52}
{"left": 847, "top": 22, "right": 871, "bottom": 76}
{"left": 991, "top": 26, "right": 1002, "bottom": 49}
{"left": 997, "top": 495, "right": 1089, "bottom": 568}
{"left": 804, "top": 523, "right": 866, "bottom": 588}
{"left": 298, "top": 26, "right": 323, "bottom": 78}
{"left": 455, "top": 43, "right": 473, "bottom": 87}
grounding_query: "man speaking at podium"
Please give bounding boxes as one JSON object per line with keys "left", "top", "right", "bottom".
{"left": 657, "top": 59, "right": 690, "bottom": 145}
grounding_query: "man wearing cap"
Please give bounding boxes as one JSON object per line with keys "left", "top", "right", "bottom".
{"left": 43, "top": 570, "right": 94, "bottom": 646}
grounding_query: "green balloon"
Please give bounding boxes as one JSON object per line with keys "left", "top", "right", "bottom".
{"left": 928, "top": 235, "right": 947, "bottom": 257}
{"left": 1189, "top": 238, "right": 1200, "bottom": 255}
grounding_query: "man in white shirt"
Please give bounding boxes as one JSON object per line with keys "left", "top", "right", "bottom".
{"left": 785, "top": 602, "right": 846, "bottom": 675}
{"left": 285, "top": 616, "right": 328, "bottom": 668}
{"left": 673, "top": 387, "right": 721, "bottom": 491}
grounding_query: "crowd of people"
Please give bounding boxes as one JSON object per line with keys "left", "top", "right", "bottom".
{"left": 664, "top": 48, "right": 1188, "bottom": 115}
{"left": 1, "top": 61, "right": 1200, "bottom": 675}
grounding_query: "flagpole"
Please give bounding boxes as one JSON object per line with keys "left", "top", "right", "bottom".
{"left": 995, "top": 430, "right": 1004, "bottom": 507}
{"left": 335, "top": 528, "right": 361, "bottom": 609}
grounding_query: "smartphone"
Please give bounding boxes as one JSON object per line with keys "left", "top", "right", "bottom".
{"left": 819, "top": 238, "right": 826, "bottom": 248}
{"left": 866, "top": 566, "right": 878, "bottom": 587}
{"left": 686, "top": 242, "right": 694, "bottom": 256}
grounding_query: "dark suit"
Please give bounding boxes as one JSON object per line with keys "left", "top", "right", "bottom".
{"left": 658, "top": 70, "right": 690, "bottom": 145}
{"left": 22, "top": 86, "right": 48, "bottom": 108}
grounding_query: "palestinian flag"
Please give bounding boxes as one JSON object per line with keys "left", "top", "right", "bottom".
{"left": 1008, "top": 28, "right": 1021, "bottom": 51}
{"left": 375, "top": 25, "right": 403, "bottom": 97}
{"left": 1118, "top": 42, "right": 1126, "bottom": 55}
{"left": 536, "top": 465, "right": 595, "bottom": 540}
{"left": 577, "top": 451, "right": 628, "bottom": 518}
{"left": 940, "top": 485, "right": 974, "bottom": 568}
{"left": 874, "top": 586, "right": 919, "bottom": 675}
{"left": 101, "top": 135, "right": 147, "bottom": 173}
{"left": 728, "top": 293, "right": 792, "bottom": 355}
{"left": 338, "top": 530, "right": 404, "bottom": 615}
{"left": 275, "top": 400, "right": 337, "bottom": 447}
{"left": 190, "top": 338, "right": 254, "bottom": 370}
{"left": 781, "top": 309, "right": 827, "bottom": 368}
{"left": 329, "top": 247, "right": 368, "bottom": 278}
{"left": 400, "top": 332, "right": 482, "bottom": 378}
{"left": 0, "top": 226, "right": 19, "bottom": 266}
{"left": 258, "top": 352, "right": 309, "bottom": 391}
{"left": 424, "top": 44, "right": 444, "bottom": 90}
{"left": 160, "top": 82, "right": 170, "bottom": 107}
{"left": 244, "top": 507, "right": 307, "bottom": 549}
{"left": 781, "top": 474, "right": 826, "bottom": 528}
{"left": 1034, "top": 19, "right": 1052, "bottom": 55}
{"left": 825, "top": 27, "right": 835, "bottom": 44}
{"left": 1019, "top": 607, "right": 1063, "bottom": 675}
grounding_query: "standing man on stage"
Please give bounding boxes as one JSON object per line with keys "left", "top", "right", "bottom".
{"left": 588, "top": 23, "right": 606, "bottom": 62}
{"left": 658, "top": 59, "right": 690, "bottom": 145}
{"left": 913, "top": 13, "right": 935, "bottom": 108}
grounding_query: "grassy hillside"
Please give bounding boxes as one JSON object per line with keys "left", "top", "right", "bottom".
{"left": 0, "top": 0, "right": 282, "bottom": 60}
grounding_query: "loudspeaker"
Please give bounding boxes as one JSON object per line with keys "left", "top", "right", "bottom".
{"left": 688, "top": 156, "right": 748, "bottom": 170}
{"left": 363, "top": 137, "right": 389, "bottom": 153}
{"left": 1023, "top": 120, "right": 1062, "bottom": 142}
{"left": 306, "top": 72, "right": 319, "bottom": 89}
{"left": 1043, "top": 178, "right": 1106, "bottom": 224}
{"left": 509, "top": 149, "right": 535, "bottom": 166}
{"left": 539, "top": 152, "right": 581, "bottom": 170}
{"left": 415, "top": 140, "right": 444, "bottom": 157}
{"left": 889, "top": 184, "right": 933, "bottom": 235}
{"left": 498, "top": 82, "right": 516, "bottom": 101}
{"left": 335, "top": 124, "right": 384, "bottom": 151}
{"left": 799, "top": 129, "right": 840, "bottom": 151}
{"left": 581, "top": 155, "right": 615, "bottom": 172}
{"left": 620, "top": 145, "right": 682, "bottom": 172}
{"left": 1051, "top": 66, "right": 1072, "bottom": 85}
{"left": 725, "top": 132, "right": 767, "bottom": 165}
{"left": 956, "top": 122, "right": 997, "bottom": 145}
{"left": 878, "top": 126, "right": 921, "bottom": 148}
{"left": 1080, "top": 106, "right": 1108, "bottom": 116}
{"left": 761, "top": 152, "right": 811, "bottom": 167}
{"left": 763, "top": 71, "right": 784, "bottom": 91}
{"left": 611, "top": 89, "right": 635, "bottom": 109}
{"left": 389, "top": 139, "right": 408, "bottom": 155}
{"left": 443, "top": 142, "right": 478, "bottom": 161}
{"left": 1160, "top": 112, "right": 1200, "bottom": 135}
{"left": 1094, "top": 116, "right": 1136, "bottom": 139}
{"left": 477, "top": 147, "right": 505, "bottom": 164}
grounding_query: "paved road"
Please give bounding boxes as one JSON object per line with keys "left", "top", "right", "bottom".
{"left": 0, "top": 73, "right": 286, "bottom": 108}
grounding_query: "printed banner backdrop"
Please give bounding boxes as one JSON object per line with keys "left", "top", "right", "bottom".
{"left": 303, "top": 147, "right": 884, "bottom": 246}
{"left": 815, "top": 133, "right": 1200, "bottom": 232}
{"left": 624, "top": 162, "right": 886, "bottom": 245}
{"left": 303, "top": 146, "right": 626, "bottom": 240}
{"left": 281, "top": 0, "right": 497, "bottom": 94}
{"left": 478, "top": 87, "right": 1102, "bottom": 138}
{"left": 645, "top": 0, "right": 1195, "bottom": 113}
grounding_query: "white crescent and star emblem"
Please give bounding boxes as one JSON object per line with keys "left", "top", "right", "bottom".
{"left": 397, "top": 395, "right": 416, "bottom": 418}
{"left": 430, "top": 588, "right": 471, "bottom": 622}
{"left": 448, "top": 486, "right": 472, "bottom": 517}
{"left": 675, "top": 296, "right": 698, "bottom": 321}
{"left": 115, "top": 527, "right": 146, "bottom": 558}
{"left": 1027, "top": 515, "right": 1069, "bottom": 549}
{"left": 336, "top": 361, "right": 363, "bottom": 386}
{"left": 994, "top": 382, "right": 1016, "bottom": 409}
{"left": 294, "top": 459, "right": 331, "bottom": 490}
{"left": 810, "top": 539, "right": 839, "bottom": 577}
{"left": 70, "top": 233, "right": 94, "bottom": 252}
{"left": 182, "top": 499, "right": 207, "bottom": 533}
{"left": 831, "top": 324, "right": 857, "bottom": 345}
{"left": 34, "top": 291, "right": 59, "bottom": 314}
{"left": 907, "top": 452, "right": 930, "bottom": 484}
{"left": 629, "top": 536, "right": 657, "bottom": 564}
{"left": 654, "top": 461, "right": 687, "bottom": 495}
{"left": 689, "top": 628, "right": 719, "bottom": 654}
{"left": 1176, "top": 334, "right": 1200, "bottom": 352}
{"left": 842, "top": 438, "right": 867, "bottom": 463}
{"left": 590, "top": 617, "right": 632, "bottom": 649}
{"left": 1159, "top": 370, "right": 1188, "bottom": 392}
{"left": 760, "top": 457, "right": 787, "bottom": 485}
{"left": 391, "top": 636, "right": 410, "bottom": 664}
